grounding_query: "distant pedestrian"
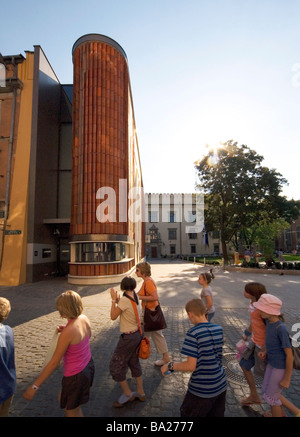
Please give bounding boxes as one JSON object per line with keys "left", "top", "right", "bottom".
{"left": 254, "top": 294, "right": 300, "bottom": 417}
{"left": 109, "top": 276, "right": 145, "bottom": 407}
{"left": 136, "top": 262, "right": 171, "bottom": 366}
{"left": 161, "top": 299, "right": 227, "bottom": 417}
{"left": 0, "top": 298, "right": 16, "bottom": 417}
{"left": 278, "top": 249, "right": 284, "bottom": 262}
{"left": 244, "top": 248, "right": 251, "bottom": 263}
{"left": 198, "top": 272, "right": 215, "bottom": 321}
{"left": 23, "top": 290, "right": 94, "bottom": 417}
{"left": 239, "top": 282, "right": 267, "bottom": 406}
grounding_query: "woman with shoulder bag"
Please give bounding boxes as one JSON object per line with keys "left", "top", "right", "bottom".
{"left": 135, "top": 262, "right": 171, "bottom": 367}
{"left": 110, "top": 276, "right": 146, "bottom": 407}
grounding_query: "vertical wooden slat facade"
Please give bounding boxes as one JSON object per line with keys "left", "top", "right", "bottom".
{"left": 69, "top": 34, "right": 144, "bottom": 284}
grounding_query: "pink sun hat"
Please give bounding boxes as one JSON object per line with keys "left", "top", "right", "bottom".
{"left": 253, "top": 294, "right": 282, "bottom": 315}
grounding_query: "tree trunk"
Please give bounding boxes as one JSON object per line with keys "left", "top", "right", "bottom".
{"left": 221, "top": 236, "right": 229, "bottom": 265}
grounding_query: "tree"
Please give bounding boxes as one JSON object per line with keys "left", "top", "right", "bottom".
{"left": 255, "top": 217, "right": 290, "bottom": 258}
{"left": 195, "top": 140, "right": 297, "bottom": 263}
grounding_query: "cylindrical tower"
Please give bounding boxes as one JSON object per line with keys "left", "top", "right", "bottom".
{"left": 69, "top": 34, "right": 144, "bottom": 284}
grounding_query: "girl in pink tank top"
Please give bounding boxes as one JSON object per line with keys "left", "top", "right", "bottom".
{"left": 63, "top": 322, "right": 91, "bottom": 377}
{"left": 23, "top": 290, "right": 94, "bottom": 417}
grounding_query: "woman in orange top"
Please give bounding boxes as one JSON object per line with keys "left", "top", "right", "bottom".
{"left": 135, "top": 262, "right": 171, "bottom": 366}
{"left": 239, "top": 282, "right": 267, "bottom": 406}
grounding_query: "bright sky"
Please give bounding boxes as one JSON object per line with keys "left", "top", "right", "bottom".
{"left": 1, "top": 0, "right": 300, "bottom": 200}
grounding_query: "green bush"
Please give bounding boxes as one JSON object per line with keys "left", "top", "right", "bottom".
{"left": 241, "top": 260, "right": 250, "bottom": 268}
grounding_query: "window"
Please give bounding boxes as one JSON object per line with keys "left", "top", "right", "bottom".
{"left": 188, "top": 233, "right": 197, "bottom": 239}
{"left": 75, "top": 242, "right": 126, "bottom": 262}
{"left": 213, "top": 244, "right": 219, "bottom": 254}
{"left": 149, "top": 226, "right": 159, "bottom": 241}
{"left": 190, "top": 245, "right": 196, "bottom": 254}
{"left": 187, "top": 211, "right": 196, "bottom": 223}
{"left": 168, "top": 228, "right": 177, "bottom": 240}
{"left": 42, "top": 248, "right": 52, "bottom": 258}
{"left": 170, "top": 245, "right": 176, "bottom": 254}
{"left": 149, "top": 211, "right": 158, "bottom": 223}
{"left": 169, "top": 211, "right": 176, "bottom": 223}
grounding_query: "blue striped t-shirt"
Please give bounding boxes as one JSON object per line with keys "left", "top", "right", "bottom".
{"left": 181, "top": 322, "right": 227, "bottom": 398}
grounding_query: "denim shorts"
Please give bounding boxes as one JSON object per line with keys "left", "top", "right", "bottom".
{"left": 239, "top": 344, "right": 266, "bottom": 378}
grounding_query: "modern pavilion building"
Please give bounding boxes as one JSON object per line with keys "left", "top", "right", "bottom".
{"left": 0, "top": 34, "right": 145, "bottom": 286}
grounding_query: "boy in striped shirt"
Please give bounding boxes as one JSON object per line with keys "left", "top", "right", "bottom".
{"left": 161, "top": 299, "right": 227, "bottom": 417}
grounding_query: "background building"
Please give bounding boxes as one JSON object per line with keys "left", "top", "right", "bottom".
{"left": 0, "top": 34, "right": 145, "bottom": 286}
{"left": 276, "top": 217, "right": 300, "bottom": 253}
{"left": 145, "top": 193, "right": 220, "bottom": 259}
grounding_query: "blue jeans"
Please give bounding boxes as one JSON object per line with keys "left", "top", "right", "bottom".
{"left": 207, "top": 312, "right": 215, "bottom": 322}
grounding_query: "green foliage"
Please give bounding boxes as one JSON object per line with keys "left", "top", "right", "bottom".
{"left": 254, "top": 217, "right": 290, "bottom": 258}
{"left": 241, "top": 260, "right": 260, "bottom": 268}
{"left": 195, "top": 140, "right": 295, "bottom": 262}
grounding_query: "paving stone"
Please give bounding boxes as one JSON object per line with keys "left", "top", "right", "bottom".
{"left": 1, "top": 260, "right": 299, "bottom": 418}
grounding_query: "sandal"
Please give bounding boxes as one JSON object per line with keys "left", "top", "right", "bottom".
{"left": 241, "top": 396, "right": 262, "bottom": 406}
{"left": 133, "top": 392, "right": 146, "bottom": 402}
{"left": 113, "top": 393, "right": 135, "bottom": 408}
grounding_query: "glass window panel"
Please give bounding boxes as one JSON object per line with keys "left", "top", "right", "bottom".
{"left": 75, "top": 242, "right": 127, "bottom": 262}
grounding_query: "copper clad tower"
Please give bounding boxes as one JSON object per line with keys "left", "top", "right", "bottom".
{"left": 69, "top": 34, "right": 145, "bottom": 284}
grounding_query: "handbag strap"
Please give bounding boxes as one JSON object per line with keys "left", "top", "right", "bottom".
{"left": 144, "top": 278, "right": 160, "bottom": 308}
{"left": 123, "top": 292, "right": 142, "bottom": 335}
{"left": 128, "top": 299, "right": 143, "bottom": 336}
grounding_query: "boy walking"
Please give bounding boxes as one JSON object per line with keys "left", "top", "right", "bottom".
{"left": 161, "top": 299, "right": 227, "bottom": 417}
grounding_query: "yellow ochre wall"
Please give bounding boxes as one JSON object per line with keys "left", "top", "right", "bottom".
{"left": 0, "top": 52, "right": 34, "bottom": 285}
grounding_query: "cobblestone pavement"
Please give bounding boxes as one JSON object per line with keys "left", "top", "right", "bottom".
{"left": 1, "top": 259, "right": 299, "bottom": 418}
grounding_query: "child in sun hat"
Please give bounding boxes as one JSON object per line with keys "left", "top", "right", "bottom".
{"left": 253, "top": 294, "right": 300, "bottom": 417}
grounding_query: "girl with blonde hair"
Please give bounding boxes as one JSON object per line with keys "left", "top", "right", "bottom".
{"left": 23, "top": 290, "right": 94, "bottom": 417}
{"left": 198, "top": 271, "right": 215, "bottom": 321}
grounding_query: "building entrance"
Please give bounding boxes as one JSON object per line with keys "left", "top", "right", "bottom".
{"left": 151, "top": 246, "right": 158, "bottom": 258}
